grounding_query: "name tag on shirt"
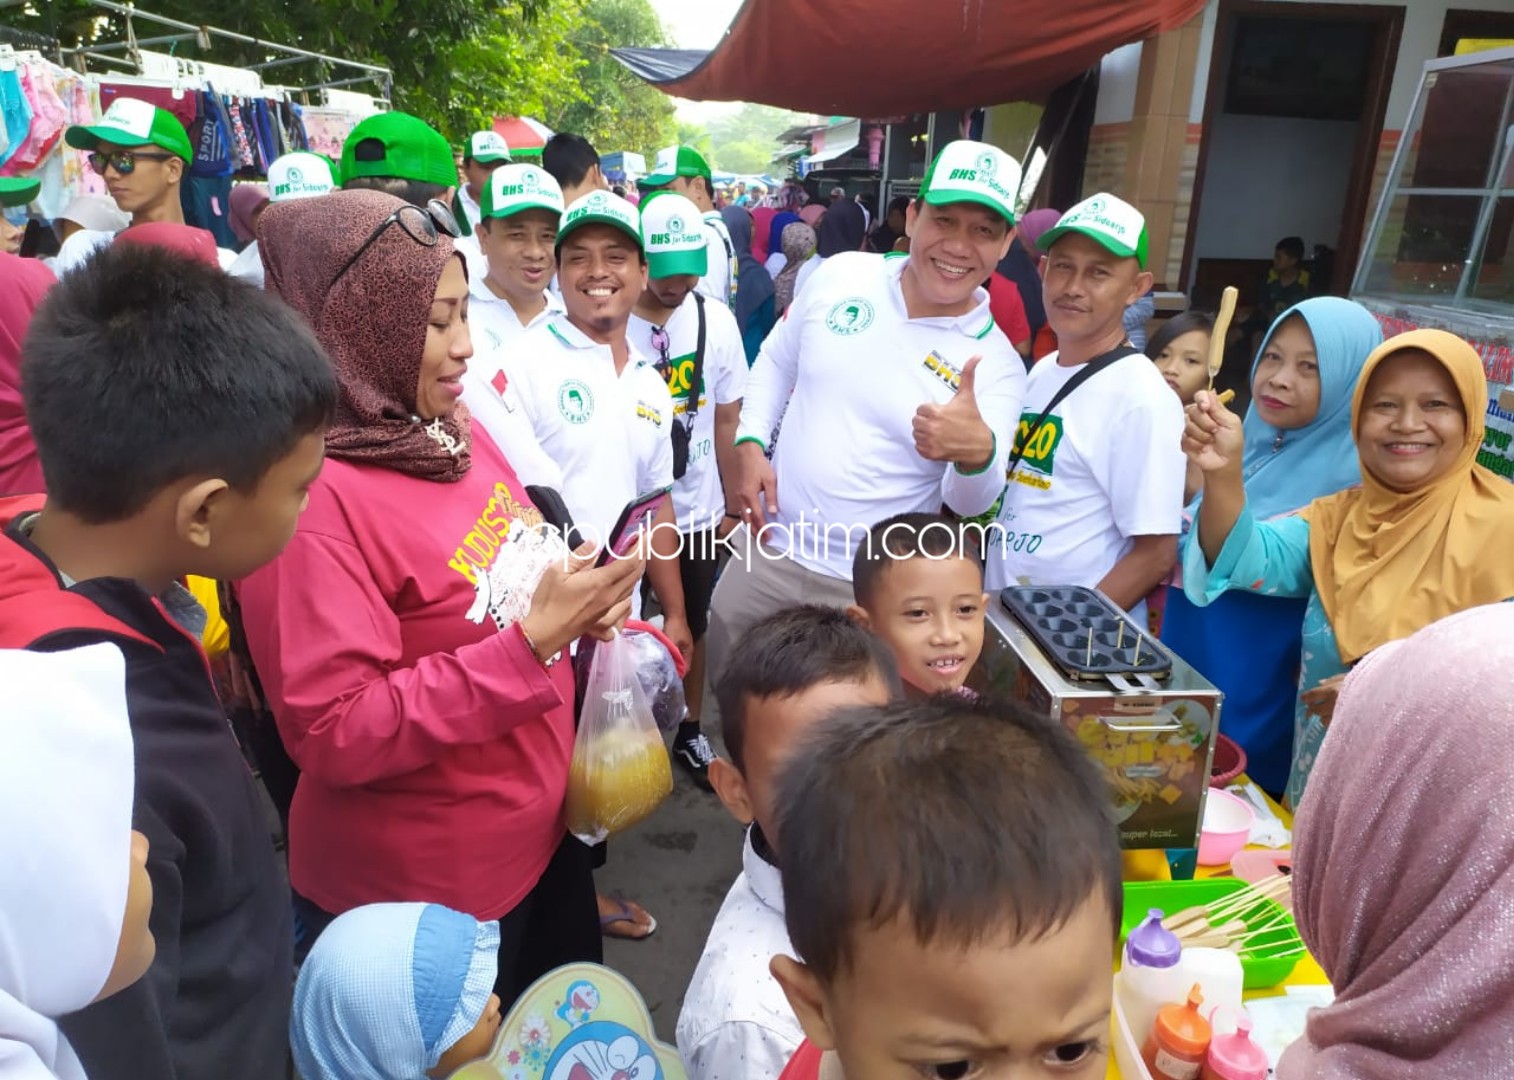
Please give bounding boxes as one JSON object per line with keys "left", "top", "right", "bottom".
{"left": 922, "top": 350, "right": 962, "bottom": 392}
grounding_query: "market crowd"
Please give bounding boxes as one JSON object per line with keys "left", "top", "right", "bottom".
{"left": 3, "top": 94, "right": 1514, "bottom": 1080}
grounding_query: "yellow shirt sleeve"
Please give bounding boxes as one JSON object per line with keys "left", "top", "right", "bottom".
{"left": 186, "top": 575, "right": 231, "bottom": 659}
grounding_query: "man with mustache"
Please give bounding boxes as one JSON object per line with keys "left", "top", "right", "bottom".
{"left": 984, "top": 193, "right": 1185, "bottom": 624}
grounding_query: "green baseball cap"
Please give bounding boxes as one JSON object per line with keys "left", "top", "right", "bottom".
{"left": 64, "top": 97, "right": 193, "bottom": 163}
{"left": 1038, "top": 192, "right": 1149, "bottom": 269}
{"left": 465, "top": 130, "right": 511, "bottom": 165}
{"left": 481, "top": 164, "right": 564, "bottom": 220}
{"left": 341, "top": 111, "right": 456, "bottom": 189}
{"left": 557, "top": 189, "right": 641, "bottom": 251}
{"left": 639, "top": 192, "right": 708, "bottom": 279}
{"left": 0, "top": 177, "right": 40, "bottom": 209}
{"left": 918, "top": 140, "right": 1021, "bottom": 226}
{"left": 645, "top": 144, "right": 711, "bottom": 187}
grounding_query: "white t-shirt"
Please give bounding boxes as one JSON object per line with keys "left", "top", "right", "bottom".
{"left": 736, "top": 251, "right": 1027, "bottom": 580}
{"left": 453, "top": 231, "right": 488, "bottom": 288}
{"left": 466, "top": 270, "right": 562, "bottom": 355}
{"left": 984, "top": 350, "right": 1185, "bottom": 613}
{"left": 457, "top": 184, "right": 484, "bottom": 233}
{"left": 698, "top": 212, "right": 736, "bottom": 308}
{"left": 49, "top": 228, "right": 113, "bottom": 275}
{"left": 628, "top": 294, "right": 747, "bottom": 534}
{"left": 470, "top": 317, "right": 675, "bottom": 548}
{"left": 677, "top": 830, "right": 803, "bottom": 1080}
{"left": 227, "top": 239, "right": 265, "bottom": 287}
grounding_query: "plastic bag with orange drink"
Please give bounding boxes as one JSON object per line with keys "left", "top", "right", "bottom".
{"left": 565, "top": 630, "right": 673, "bottom": 845}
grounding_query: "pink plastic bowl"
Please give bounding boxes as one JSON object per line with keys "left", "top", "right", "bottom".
{"left": 1197, "top": 787, "right": 1255, "bottom": 867}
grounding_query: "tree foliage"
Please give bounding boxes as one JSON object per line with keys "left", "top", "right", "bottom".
{"left": 549, "top": 0, "right": 677, "bottom": 160}
{"left": 6, "top": 0, "right": 677, "bottom": 146}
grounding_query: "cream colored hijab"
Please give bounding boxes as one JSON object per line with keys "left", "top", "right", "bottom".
{"left": 1304, "top": 329, "right": 1514, "bottom": 663}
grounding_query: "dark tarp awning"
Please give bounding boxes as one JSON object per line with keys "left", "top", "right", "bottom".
{"left": 614, "top": 0, "right": 1205, "bottom": 115}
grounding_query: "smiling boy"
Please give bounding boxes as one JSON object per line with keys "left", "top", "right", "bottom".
{"left": 849, "top": 512, "right": 988, "bottom": 696}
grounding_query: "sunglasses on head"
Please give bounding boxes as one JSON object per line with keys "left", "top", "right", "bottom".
{"left": 332, "top": 199, "right": 462, "bottom": 286}
{"left": 88, "top": 149, "right": 176, "bottom": 176}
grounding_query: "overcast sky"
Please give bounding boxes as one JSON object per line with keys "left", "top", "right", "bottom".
{"left": 647, "top": 0, "right": 743, "bottom": 49}
{"left": 645, "top": 0, "right": 746, "bottom": 120}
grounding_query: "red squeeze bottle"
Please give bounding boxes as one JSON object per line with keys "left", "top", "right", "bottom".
{"left": 1142, "top": 984, "right": 1212, "bottom": 1080}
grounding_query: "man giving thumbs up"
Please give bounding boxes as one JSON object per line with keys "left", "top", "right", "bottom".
{"left": 707, "top": 141, "right": 1028, "bottom": 686}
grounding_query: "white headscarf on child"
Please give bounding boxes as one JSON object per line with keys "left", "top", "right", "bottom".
{"left": 291, "top": 902, "right": 500, "bottom": 1080}
{"left": 0, "top": 644, "right": 135, "bottom": 1080}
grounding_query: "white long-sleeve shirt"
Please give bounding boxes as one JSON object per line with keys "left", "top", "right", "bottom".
{"left": 736, "top": 251, "right": 1026, "bottom": 579}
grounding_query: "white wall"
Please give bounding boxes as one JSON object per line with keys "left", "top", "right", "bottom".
{"left": 1094, "top": 42, "right": 1144, "bottom": 125}
{"left": 1188, "top": 0, "right": 1514, "bottom": 128}
{"left": 1190, "top": 113, "right": 1359, "bottom": 257}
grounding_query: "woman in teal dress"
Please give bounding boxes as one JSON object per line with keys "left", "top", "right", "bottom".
{"left": 1182, "top": 329, "right": 1514, "bottom": 808}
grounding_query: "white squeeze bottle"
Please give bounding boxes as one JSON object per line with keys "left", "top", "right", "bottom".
{"left": 1119, "top": 909, "right": 1188, "bottom": 1043}
{"left": 1176, "top": 946, "right": 1244, "bottom": 1023}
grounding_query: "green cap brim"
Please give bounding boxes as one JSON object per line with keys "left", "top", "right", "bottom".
{"left": 647, "top": 248, "right": 708, "bottom": 279}
{"left": 644, "top": 172, "right": 676, "bottom": 187}
{"left": 921, "top": 189, "right": 1016, "bottom": 226}
{"left": 470, "top": 151, "right": 511, "bottom": 165}
{"left": 64, "top": 122, "right": 191, "bottom": 162}
{"left": 0, "top": 177, "right": 41, "bottom": 208}
{"left": 482, "top": 198, "right": 564, "bottom": 221}
{"left": 65, "top": 122, "right": 150, "bottom": 151}
{"left": 556, "top": 212, "right": 641, "bottom": 251}
{"left": 1037, "top": 223, "right": 1147, "bottom": 269}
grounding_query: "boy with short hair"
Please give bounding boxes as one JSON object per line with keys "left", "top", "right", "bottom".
{"left": 849, "top": 511, "right": 989, "bottom": 697}
{"left": 678, "top": 605, "right": 899, "bottom": 1080}
{"left": 770, "top": 696, "right": 1124, "bottom": 1080}
{"left": 0, "top": 243, "right": 338, "bottom": 1080}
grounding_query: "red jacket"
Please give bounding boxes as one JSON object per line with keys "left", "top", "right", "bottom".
{"left": 234, "top": 431, "right": 576, "bottom": 921}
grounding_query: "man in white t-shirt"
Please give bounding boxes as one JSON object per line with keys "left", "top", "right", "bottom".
{"left": 451, "top": 130, "right": 512, "bottom": 281}
{"left": 645, "top": 145, "right": 735, "bottom": 308}
{"left": 227, "top": 152, "right": 336, "bottom": 287}
{"left": 985, "top": 193, "right": 1184, "bottom": 622}
{"left": 706, "top": 140, "right": 1030, "bottom": 684}
{"left": 470, "top": 190, "right": 693, "bottom": 668}
{"left": 628, "top": 192, "right": 747, "bottom": 789}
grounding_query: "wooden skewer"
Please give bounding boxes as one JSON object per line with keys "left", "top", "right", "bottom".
{"left": 1086, "top": 626, "right": 1094, "bottom": 666}
{"left": 1117, "top": 622, "right": 1125, "bottom": 650}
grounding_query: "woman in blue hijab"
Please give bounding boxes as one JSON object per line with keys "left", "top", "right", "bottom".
{"left": 1162, "top": 297, "right": 1382, "bottom": 795}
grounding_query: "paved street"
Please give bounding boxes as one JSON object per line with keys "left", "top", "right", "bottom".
{"left": 597, "top": 725, "right": 746, "bottom": 1043}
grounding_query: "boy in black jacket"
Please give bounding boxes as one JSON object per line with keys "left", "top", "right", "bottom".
{"left": 0, "top": 244, "right": 337, "bottom": 1079}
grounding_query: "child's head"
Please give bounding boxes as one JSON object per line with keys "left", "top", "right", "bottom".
{"left": 292, "top": 902, "right": 503, "bottom": 1080}
{"left": 1, "top": 644, "right": 157, "bottom": 1042}
{"left": 771, "top": 696, "right": 1123, "bottom": 1080}
{"left": 850, "top": 513, "right": 988, "bottom": 695}
{"left": 712, "top": 605, "right": 899, "bottom": 850}
{"left": 21, "top": 244, "right": 337, "bottom": 582}
{"left": 1273, "top": 235, "right": 1305, "bottom": 272}
{"left": 1149, "top": 310, "right": 1215, "bottom": 405}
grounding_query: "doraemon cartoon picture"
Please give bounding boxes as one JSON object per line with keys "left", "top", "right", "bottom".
{"left": 444, "top": 964, "right": 685, "bottom": 1080}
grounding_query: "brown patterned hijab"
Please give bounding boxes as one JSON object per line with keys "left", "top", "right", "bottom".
{"left": 259, "top": 188, "right": 471, "bottom": 481}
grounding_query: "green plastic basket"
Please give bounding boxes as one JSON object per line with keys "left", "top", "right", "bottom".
{"left": 1121, "top": 878, "right": 1303, "bottom": 990}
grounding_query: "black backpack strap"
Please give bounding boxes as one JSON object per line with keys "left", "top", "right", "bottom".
{"left": 684, "top": 292, "right": 708, "bottom": 426}
{"left": 1005, "top": 344, "right": 1140, "bottom": 476}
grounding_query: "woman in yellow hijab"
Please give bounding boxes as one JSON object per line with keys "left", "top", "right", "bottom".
{"left": 1180, "top": 328, "right": 1514, "bottom": 807}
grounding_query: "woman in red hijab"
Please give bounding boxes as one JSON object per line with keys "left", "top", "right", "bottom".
{"left": 0, "top": 253, "right": 56, "bottom": 496}
{"left": 236, "top": 189, "right": 642, "bottom": 1004}
{"left": 114, "top": 222, "right": 221, "bottom": 268}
